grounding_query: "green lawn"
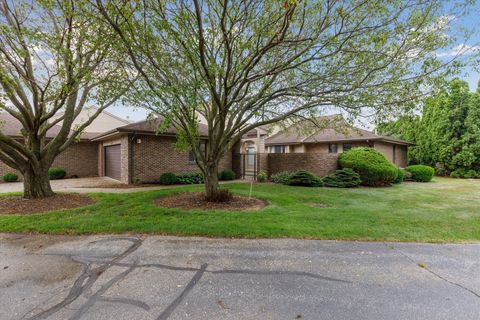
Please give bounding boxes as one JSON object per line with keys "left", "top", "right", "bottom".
{"left": 0, "top": 177, "right": 479, "bottom": 242}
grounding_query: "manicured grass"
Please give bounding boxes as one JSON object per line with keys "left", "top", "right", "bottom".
{"left": 0, "top": 178, "right": 480, "bottom": 242}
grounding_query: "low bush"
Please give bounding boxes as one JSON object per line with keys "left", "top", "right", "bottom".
{"left": 286, "top": 170, "right": 323, "bottom": 187}
{"left": 159, "top": 172, "right": 177, "bottom": 185}
{"left": 48, "top": 167, "right": 66, "bottom": 180}
{"left": 450, "top": 169, "right": 465, "bottom": 179}
{"left": 339, "top": 147, "right": 397, "bottom": 186}
{"left": 323, "top": 168, "right": 360, "bottom": 188}
{"left": 393, "top": 168, "right": 405, "bottom": 184}
{"left": 219, "top": 170, "right": 236, "bottom": 181}
{"left": 271, "top": 171, "right": 293, "bottom": 185}
{"left": 3, "top": 172, "right": 18, "bottom": 183}
{"left": 406, "top": 165, "right": 435, "bottom": 182}
{"left": 464, "top": 170, "right": 478, "bottom": 179}
{"left": 176, "top": 172, "right": 205, "bottom": 184}
{"left": 257, "top": 171, "right": 267, "bottom": 183}
{"left": 205, "top": 189, "right": 234, "bottom": 202}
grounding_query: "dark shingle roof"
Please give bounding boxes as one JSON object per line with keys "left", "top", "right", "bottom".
{"left": 92, "top": 117, "right": 209, "bottom": 140}
{"left": 265, "top": 117, "right": 411, "bottom": 146}
{"left": 0, "top": 112, "right": 95, "bottom": 140}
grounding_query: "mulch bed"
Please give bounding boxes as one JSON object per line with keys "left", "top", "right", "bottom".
{"left": 0, "top": 194, "right": 95, "bottom": 215}
{"left": 154, "top": 192, "right": 268, "bottom": 211}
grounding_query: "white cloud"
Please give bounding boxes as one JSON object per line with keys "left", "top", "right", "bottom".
{"left": 437, "top": 44, "right": 480, "bottom": 58}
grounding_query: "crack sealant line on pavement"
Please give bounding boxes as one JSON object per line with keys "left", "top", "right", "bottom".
{"left": 156, "top": 263, "right": 208, "bottom": 320}
{"left": 25, "top": 236, "right": 144, "bottom": 320}
{"left": 385, "top": 243, "right": 480, "bottom": 299}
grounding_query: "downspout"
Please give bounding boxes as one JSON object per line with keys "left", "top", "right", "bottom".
{"left": 129, "top": 132, "right": 137, "bottom": 184}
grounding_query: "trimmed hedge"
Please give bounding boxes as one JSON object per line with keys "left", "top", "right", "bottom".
{"left": 286, "top": 170, "right": 323, "bottom": 187}
{"left": 219, "top": 170, "right": 236, "bottom": 181}
{"left": 406, "top": 165, "right": 434, "bottom": 182}
{"left": 339, "top": 147, "right": 397, "bottom": 186}
{"left": 159, "top": 172, "right": 177, "bottom": 185}
{"left": 406, "top": 165, "right": 435, "bottom": 182}
{"left": 176, "top": 172, "right": 205, "bottom": 184}
{"left": 48, "top": 167, "right": 66, "bottom": 180}
{"left": 323, "top": 168, "right": 360, "bottom": 188}
{"left": 3, "top": 172, "right": 19, "bottom": 183}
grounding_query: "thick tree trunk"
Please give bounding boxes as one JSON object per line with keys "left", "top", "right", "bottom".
{"left": 204, "top": 162, "right": 220, "bottom": 201}
{"left": 22, "top": 167, "right": 54, "bottom": 199}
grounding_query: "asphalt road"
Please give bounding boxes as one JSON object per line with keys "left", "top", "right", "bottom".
{"left": 1, "top": 234, "right": 479, "bottom": 320}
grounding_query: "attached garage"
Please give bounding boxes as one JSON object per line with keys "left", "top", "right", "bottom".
{"left": 104, "top": 144, "right": 121, "bottom": 181}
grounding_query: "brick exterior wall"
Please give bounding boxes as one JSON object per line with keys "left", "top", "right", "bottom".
{"left": 268, "top": 153, "right": 339, "bottom": 177}
{"left": 131, "top": 135, "right": 232, "bottom": 183}
{"left": 0, "top": 141, "right": 98, "bottom": 182}
{"left": 374, "top": 141, "right": 408, "bottom": 167}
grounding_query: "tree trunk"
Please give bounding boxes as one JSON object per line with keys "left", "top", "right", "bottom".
{"left": 23, "top": 167, "right": 55, "bottom": 199}
{"left": 204, "top": 162, "right": 219, "bottom": 201}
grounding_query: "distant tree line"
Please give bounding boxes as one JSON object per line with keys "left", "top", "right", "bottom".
{"left": 378, "top": 79, "right": 480, "bottom": 178}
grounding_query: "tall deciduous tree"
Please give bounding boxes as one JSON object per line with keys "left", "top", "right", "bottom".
{"left": 97, "top": 0, "right": 460, "bottom": 199}
{"left": 0, "top": 0, "right": 130, "bottom": 198}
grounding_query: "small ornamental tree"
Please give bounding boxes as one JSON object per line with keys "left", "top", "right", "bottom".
{"left": 97, "top": 0, "right": 462, "bottom": 200}
{"left": 0, "top": 0, "right": 131, "bottom": 198}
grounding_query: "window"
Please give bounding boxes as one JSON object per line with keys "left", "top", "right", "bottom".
{"left": 189, "top": 141, "right": 206, "bottom": 164}
{"left": 272, "top": 145, "right": 286, "bottom": 153}
{"left": 393, "top": 145, "right": 396, "bottom": 164}
{"left": 328, "top": 143, "right": 338, "bottom": 153}
{"left": 343, "top": 143, "right": 352, "bottom": 152}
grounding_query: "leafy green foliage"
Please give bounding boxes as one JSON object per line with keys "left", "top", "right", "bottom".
{"left": 323, "top": 168, "right": 361, "bottom": 188}
{"left": 378, "top": 79, "right": 480, "bottom": 177}
{"left": 271, "top": 171, "right": 293, "bottom": 185}
{"left": 257, "top": 171, "right": 267, "bottom": 183}
{"left": 286, "top": 170, "right": 323, "bottom": 187}
{"left": 96, "top": 0, "right": 465, "bottom": 197}
{"left": 406, "top": 165, "right": 435, "bottom": 182}
{"left": 339, "top": 148, "right": 397, "bottom": 186}
{"left": 159, "top": 172, "right": 177, "bottom": 185}
{"left": 48, "top": 168, "right": 66, "bottom": 180}
{"left": 450, "top": 168, "right": 479, "bottom": 179}
{"left": 393, "top": 168, "right": 405, "bottom": 184}
{"left": 176, "top": 172, "right": 205, "bottom": 184}
{"left": 219, "top": 170, "right": 236, "bottom": 181}
{"left": 3, "top": 172, "right": 18, "bottom": 183}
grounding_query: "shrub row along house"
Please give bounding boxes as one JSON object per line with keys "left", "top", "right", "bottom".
{"left": 0, "top": 111, "right": 410, "bottom": 183}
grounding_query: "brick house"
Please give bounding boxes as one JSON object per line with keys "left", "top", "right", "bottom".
{"left": 0, "top": 111, "right": 409, "bottom": 183}
{"left": 234, "top": 116, "right": 411, "bottom": 178}
{"left": 0, "top": 111, "right": 231, "bottom": 184}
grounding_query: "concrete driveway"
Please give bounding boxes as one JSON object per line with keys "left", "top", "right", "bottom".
{"left": 1, "top": 234, "right": 479, "bottom": 320}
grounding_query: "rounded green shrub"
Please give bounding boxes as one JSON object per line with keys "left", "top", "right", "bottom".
{"left": 406, "top": 165, "right": 435, "bottom": 182}
{"left": 339, "top": 147, "right": 397, "bottom": 186}
{"left": 257, "top": 170, "right": 267, "bottom": 182}
{"left": 450, "top": 169, "right": 466, "bottom": 178}
{"left": 219, "top": 170, "right": 236, "bottom": 181}
{"left": 48, "top": 167, "right": 66, "bottom": 180}
{"left": 286, "top": 170, "right": 323, "bottom": 187}
{"left": 323, "top": 168, "right": 360, "bottom": 188}
{"left": 464, "top": 170, "right": 478, "bottom": 179}
{"left": 159, "top": 172, "right": 177, "bottom": 185}
{"left": 393, "top": 168, "right": 405, "bottom": 184}
{"left": 3, "top": 172, "right": 19, "bottom": 183}
{"left": 271, "top": 171, "right": 293, "bottom": 185}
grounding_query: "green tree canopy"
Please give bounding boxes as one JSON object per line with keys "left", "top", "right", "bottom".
{"left": 96, "top": 0, "right": 463, "bottom": 199}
